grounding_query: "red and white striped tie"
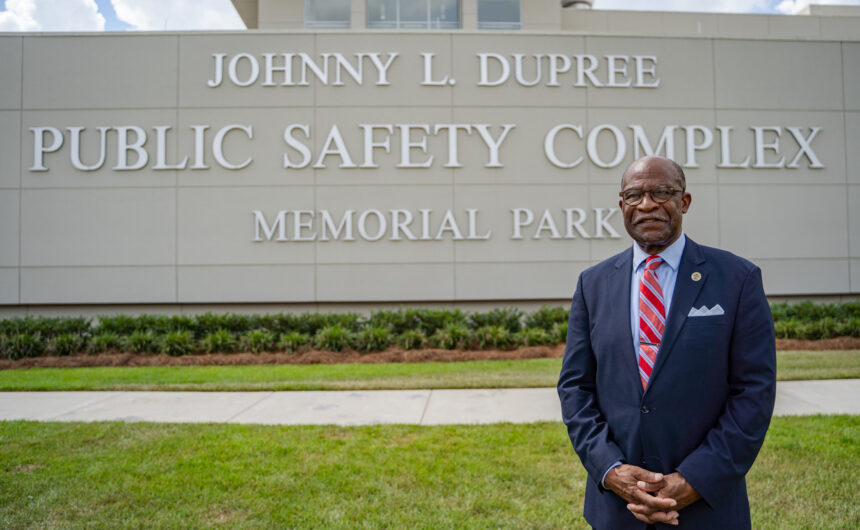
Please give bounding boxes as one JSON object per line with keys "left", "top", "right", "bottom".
{"left": 638, "top": 255, "right": 665, "bottom": 390}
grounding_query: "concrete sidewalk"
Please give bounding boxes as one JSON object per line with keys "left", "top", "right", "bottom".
{"left": 0, "top": 379, "right": 857, "bottom": 426}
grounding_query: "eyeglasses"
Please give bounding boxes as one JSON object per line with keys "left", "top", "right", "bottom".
{"left": 619, "top": 187, "right": 684, "bottom": 206}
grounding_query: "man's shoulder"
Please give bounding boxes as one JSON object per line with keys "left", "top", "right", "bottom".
{"left": 580, "top": 247, "right": 631, "bottom": 281}
{"left": 690, "top": 239, "right": 759, "bottom": 274}
{"left": 577, "top": 240, "right": 760, "bottom": 280}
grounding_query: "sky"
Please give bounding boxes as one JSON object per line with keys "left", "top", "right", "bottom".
{"left": 0, "top": 0, "right": 858, "bottom": 32}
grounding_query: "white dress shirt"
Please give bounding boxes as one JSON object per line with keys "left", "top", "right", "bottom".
{"left": 629, "top": 232, "right": 687, "bottom": 357}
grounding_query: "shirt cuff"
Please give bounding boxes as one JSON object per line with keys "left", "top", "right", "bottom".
{"left": 601, "top": 461, "right": 622, "bottom": 489}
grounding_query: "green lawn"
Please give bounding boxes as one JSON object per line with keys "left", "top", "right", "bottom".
{"left": 0, "top": 350, "right": 857, "bottom": 392}
{"left": 1, "top": 416, "right": 857, "bottom": 529}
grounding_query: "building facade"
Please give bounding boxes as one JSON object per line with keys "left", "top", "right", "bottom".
{"left": 1, "top": 1, "right": 858, "bottom": 316}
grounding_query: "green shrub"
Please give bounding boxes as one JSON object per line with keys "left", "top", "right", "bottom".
{"left": 0, "top": 318, "right": 30, "bottom": 336}
{"left": 0, "top": 317, "right": 91, "bottom": 339}
{"left": 418, "top": 309, "right": 467, "bottom": 335}
{"left": 396, "top": 329, "right": 427, "bottom": 350}
{"left": 430, "top": 323, "right": 474, "bottom": 350}
{"left": 138, "top": 315, "right": 174, "bottom": 335}
{"left": 268, "top": 313, "right": 301, "bottom": 335}
{"left": 2, "top": 333, "right": 45, "bottom": 360}
{"left": 262, "top": 314, "right": 290, "bottom": 334}
{"left": 794, "top": 321, "right": 821, "bottom": 340}
{"left": 98, "top": 314, "right": 196, "bottom": 337}
{"left": 289, "top": 313, "right": 361, "bottom": 336}
{"left": 195, "top": 312, "right": 230, "bottom": 336}
{"left": 291, "top": 313, "right": 330, "bottom": 335}
{"left": 47, "top": 333, "right": 85, "bottom": 356}
{"left": 55, "top": 317, "right": 91, "bottom": 336}
{"left": 369, "top": 308, "right": 430, "bottom": 335}
{"left": 356, "top": 326, "right": 393, "bottom": 353}
{"left": 41, "top": 317, "right": 91, "bottom": 337}
{"left": 469, "top": 308, "right": 523, "bottom": 333}
{"left": 87, "top": 332, "right": 121, "bottom": 354}
{"left": 370, "top": 309, "right": 464, "bottom": 336}
{"left": 836, "top": 317, "right": 860, "bottom": 337}
{"left": 0, "top": 319, "right": 18, "bottom": 334}
{"left": 5, "top": 302, "right": 860, "bottom": 352}
{"left": 201, "top": 329, "right": 237, "bottom": 353}
{"left": 240, "top": 329, "right": 276, "bottom": 354}
{"left": 325, "top": 313, "right": 363, "bottom": 332}
{"left": 195, "top": 312, "right": 253, "bottom": 336}
{"left": 817, "top": 318, "right": 838, "bottom": 339}
{"left": 474, "top": 325, "right": 513, "bottom": 350}
{"left": 96, "top": 314, "right": 138, "bottom": 336}
{"left": 277, "top": 331, "right": 311, "bottom": 353}
{"left": 774, "top": 319, "right": 798, "bottom": 339}
{"left": 368, "top": 310, "right": 404, "bottom": 333}
{"left": 524, "top": 306, "right": 568, "bottom": 331}
{"left": 160, "top": 331, "right": 195, "bottom": 357}
{"left": 844, "top": 302, "right": 860, "bottom": 319}
{"left": 770, "top": 301, "right": 860, "bottom": 323}
{"left": 794, "top": 301, "right": 828, "bottom": 321}
{"left": 771, "top": 309, "right": 859, "bottom": 339}
{"left": 552, "top": 321, "right": 568, "bottom": 344}
{"left": 313, "top": 325, "right": 356, "bottom": 352}
{"left": 515, "top": 328, "right": 554, "bottom": 347}
{"left": 166, "top": 315, "right": 196, "bottom": 335}
{"left": 124, "top": 330, "right": 159, "bottom": 354}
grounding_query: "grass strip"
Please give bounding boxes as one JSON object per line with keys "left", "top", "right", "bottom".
{"left": 0, "top": 350, "right": 857, "bottom": 392}
{"left": 0, "top": 416, "right": 857, "bottom": 529}
{"left": 0, "top": 358, "right": 561, "bottom": 391}
{"left": 775, "top": 350, "right": 860, "bottom": 380}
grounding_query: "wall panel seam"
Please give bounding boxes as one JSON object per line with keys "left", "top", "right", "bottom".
{"left": 17, "top": 35, "right": 23, "bottom": 306}
{"left": 710, "top": 37, "right": 721, "bottom": 250}
{"left": 450, "top": 31, "right": 457, "bottom": 301}
{"left": 841, "top": 42, "right": 853, "bottom": 291}
{"left": 17, "top": 105, "right": 850, "bottom": 112}
{"left": 175, "top": 34, "right": 181, "bottom": 304}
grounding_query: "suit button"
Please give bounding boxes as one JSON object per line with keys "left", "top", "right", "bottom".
{"left": 640, "top": 406, "right": 650, "bottom": 414}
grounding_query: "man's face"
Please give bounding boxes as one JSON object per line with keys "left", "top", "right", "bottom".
{"left": 619, "top": 157, "right": 691, "bottom": 255}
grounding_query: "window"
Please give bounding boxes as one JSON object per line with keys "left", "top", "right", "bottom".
{"left": 367, "top": 0, "right": 460, "bottom": 29}
{"left": 478, "top": 0, "right": 521, "bottom": 30}
{"left": 305, "top": 0, "right": 351, "bottom": 28}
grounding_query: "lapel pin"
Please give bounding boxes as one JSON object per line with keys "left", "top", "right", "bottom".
{"left": 691, "top": 272, "right": 702, "bottom": 281}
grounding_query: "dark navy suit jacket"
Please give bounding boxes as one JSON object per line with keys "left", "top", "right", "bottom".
{"left": 558, "top": 238, "right": 776, "bottom": 529}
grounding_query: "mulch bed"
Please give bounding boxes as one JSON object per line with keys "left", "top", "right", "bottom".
{"left": 1, "top": 337, "right": 858, "bottom": 370}
{"left": 0, "top": 345, "right": 564, "bottom": 370}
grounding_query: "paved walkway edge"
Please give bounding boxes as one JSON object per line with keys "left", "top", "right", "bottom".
{"left": 0, "top": 380, "right": 857, "bottom": 426}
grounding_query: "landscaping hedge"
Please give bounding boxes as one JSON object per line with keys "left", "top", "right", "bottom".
{"left": 0, "top": 302, "right": 857, "bottom": 359}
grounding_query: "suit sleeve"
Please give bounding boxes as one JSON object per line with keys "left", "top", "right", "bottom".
{"left": 558, "top": 274, "right": 626, "bottom": 487}
{"left": 676, "top": 266, "right": 777, "bottom": 508}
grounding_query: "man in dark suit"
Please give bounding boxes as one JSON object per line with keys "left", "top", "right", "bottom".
{"left": 558, "top": 156, "right": 776, "bottom": 529}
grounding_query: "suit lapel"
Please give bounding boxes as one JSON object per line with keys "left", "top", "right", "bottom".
{"left": 645, "top": 239, "right": 707, "bottom": 393}
{"left": 607, "top": 248, "right": 642, "bottom": 394}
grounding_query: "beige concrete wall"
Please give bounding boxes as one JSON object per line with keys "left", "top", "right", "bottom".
{"left": 561, "top": 9, "right": 860, "bottom": 39}
{"left": 1, "top": 20, "right": 858, "bottom": 311}
{"left": 258, "top": 0, "right": 303, "bottom": 29}
{"left": 231, "top": 0, "right": 258, "bottom": 29}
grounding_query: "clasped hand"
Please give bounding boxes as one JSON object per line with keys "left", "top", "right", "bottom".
{"left": 604, "top": 464, "right": 701, "bottom": 526}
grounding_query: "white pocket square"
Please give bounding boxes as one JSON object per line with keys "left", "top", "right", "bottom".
{"left": 688, "top": 304, "right": 724, "bottom": 317}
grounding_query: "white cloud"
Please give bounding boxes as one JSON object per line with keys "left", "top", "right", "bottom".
{"left": 775, "top": 0, "right": 806, "bottom": 13}
{"left": 775, "top": 0, "right": 860, "bottom": 14}
{"left": 0, "top": 0, "right": 104, "bottom": 31}
{"left": 110, "top": 0, "right": 244, "bottom": 31}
